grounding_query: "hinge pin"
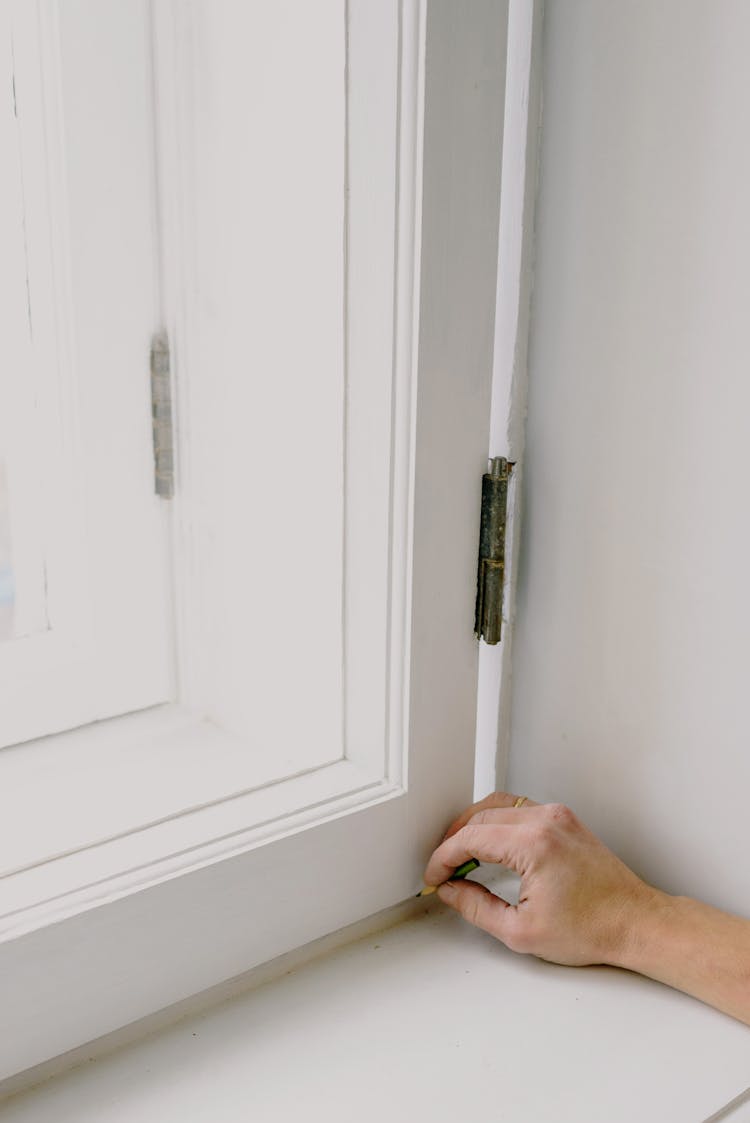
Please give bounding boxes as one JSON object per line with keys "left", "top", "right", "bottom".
{"left": 474, "top": 456, "right": 512, "bottom": 644}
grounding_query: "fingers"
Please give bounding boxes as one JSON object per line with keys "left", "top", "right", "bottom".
{"left": 437, "top": 880, "right": 520, "bottom": 947}
{"left": 442, "top": 791, "right": 539, "bottom": 840}
{"left": 467, "top": 806, "right": 539, "bottom": 828}
{"left": 423, "top": 823, "right": 527, "bottom": 886}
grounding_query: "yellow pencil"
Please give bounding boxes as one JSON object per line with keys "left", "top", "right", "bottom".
{"left": 417, "top": 858, "right": 480, "bottom": 897}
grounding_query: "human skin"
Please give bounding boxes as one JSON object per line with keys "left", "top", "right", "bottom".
{"left": 423, "top": 791, "right": 750, "bottom": 1026}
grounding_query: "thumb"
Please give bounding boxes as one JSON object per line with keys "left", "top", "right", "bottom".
{"left": 437, "top": 879, "right": 516, "bottom": 944}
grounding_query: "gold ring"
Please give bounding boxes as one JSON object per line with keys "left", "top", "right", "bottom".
{"left": 513, "top": 795, "right": 528, "bottom": 808}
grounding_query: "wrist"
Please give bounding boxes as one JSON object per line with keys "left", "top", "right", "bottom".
{"left": 605, "top": 882, "right": 676, "bottom": 972}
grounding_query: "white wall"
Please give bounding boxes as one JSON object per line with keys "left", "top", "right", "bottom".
{"left": 507, "top": 0, "right": 750, "bottom": 914}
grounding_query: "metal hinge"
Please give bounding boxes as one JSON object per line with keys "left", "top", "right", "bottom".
{"left": 474, "top": 456, "right": 513, "bottom": 645}
{"left": 150, "top": 332, "right": 174, "bottom": 499}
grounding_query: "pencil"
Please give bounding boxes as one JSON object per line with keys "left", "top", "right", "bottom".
{"left": 417, "top": 858, "right": 480, "bottom": 897}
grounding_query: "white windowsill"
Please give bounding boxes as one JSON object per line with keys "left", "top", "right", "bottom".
{"left": 1, "top": 888, "right": 748, "bottom": 1122}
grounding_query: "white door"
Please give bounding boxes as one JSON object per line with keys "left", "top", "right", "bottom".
{"left": 0, "top": 0, "right": 510, "bottom": 1078}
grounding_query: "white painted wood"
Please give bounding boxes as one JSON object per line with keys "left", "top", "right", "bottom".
{"left": 0, "top": 0, "right": 509, "bottom": 1080}
{"left": 2, "top": 901, "right": 748, "bottom": 1122}
{"left": 1, "top": 0, "right": 416, "bottom": 917}
{"left": 0, "top": 7, "right": 49, "bottom": 645}
{"left": 507, "top": 0, "right": 750, "bottom": 916}
{"left": 0, "top": 708, "right": 388, "bottom": 923}
{"left": 704, "top": 1091, "right": 750, "bottom": 1123}
{"left": 474, "top": 0, "right": 542, "bottom": 799}
{"left": 153, "top": 0, "right": 411, "bottom": 783}
{"left": 0, "top": 896, "right": 428, "bottom": 1101}
{"left": 344, "top": 0, "right": 402, "bottom": 776}
{"left": 160, "top": 0, "right": 345, "bottom": 765}
{"left": 0, "top": 0, "right": 173, "bottom": 748}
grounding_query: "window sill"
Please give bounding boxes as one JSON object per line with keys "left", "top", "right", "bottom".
{"left": 2, "top": 895, "right": 748, "bottom": 1121}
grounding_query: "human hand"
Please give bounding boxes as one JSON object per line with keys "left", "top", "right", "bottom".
{"left": 423, "top": 791, "right": 658, "bottom": 967}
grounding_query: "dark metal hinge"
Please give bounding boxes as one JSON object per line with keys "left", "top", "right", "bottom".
{"left": 474, "top": 456, "right": 513, "bottom": 645}
{"left": 150, "top": 332, "right": 174, "bottom": 499}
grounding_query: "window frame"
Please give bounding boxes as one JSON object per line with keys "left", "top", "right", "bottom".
{"left": 0, "top": 0, "right": 510, "bottom": 1082}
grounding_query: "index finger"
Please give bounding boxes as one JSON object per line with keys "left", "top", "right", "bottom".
{"left": 442, "top": 791, "right": 539, "bottom": 840}
{"left": 423, "top": 823, "right": 527, "bottom": 887}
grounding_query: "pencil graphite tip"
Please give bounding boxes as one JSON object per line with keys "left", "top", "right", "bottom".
{"left": 417, "top": 884, "right": 438, "bottom": 898}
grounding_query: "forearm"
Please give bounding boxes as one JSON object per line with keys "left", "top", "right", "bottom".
{"left": 613, "top": 890, "right": 750, "bottom": 1025}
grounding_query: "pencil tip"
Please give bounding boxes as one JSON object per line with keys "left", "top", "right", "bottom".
{"left": 417, "top": 885, "right": 438, "bottom": 897}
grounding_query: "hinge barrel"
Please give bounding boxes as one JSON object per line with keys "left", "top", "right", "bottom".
{"left": 474, "top": 456, "right": 511, "bottom": 644}
{"left": 150, "top": 333, "right": 174, "bottom": 499}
